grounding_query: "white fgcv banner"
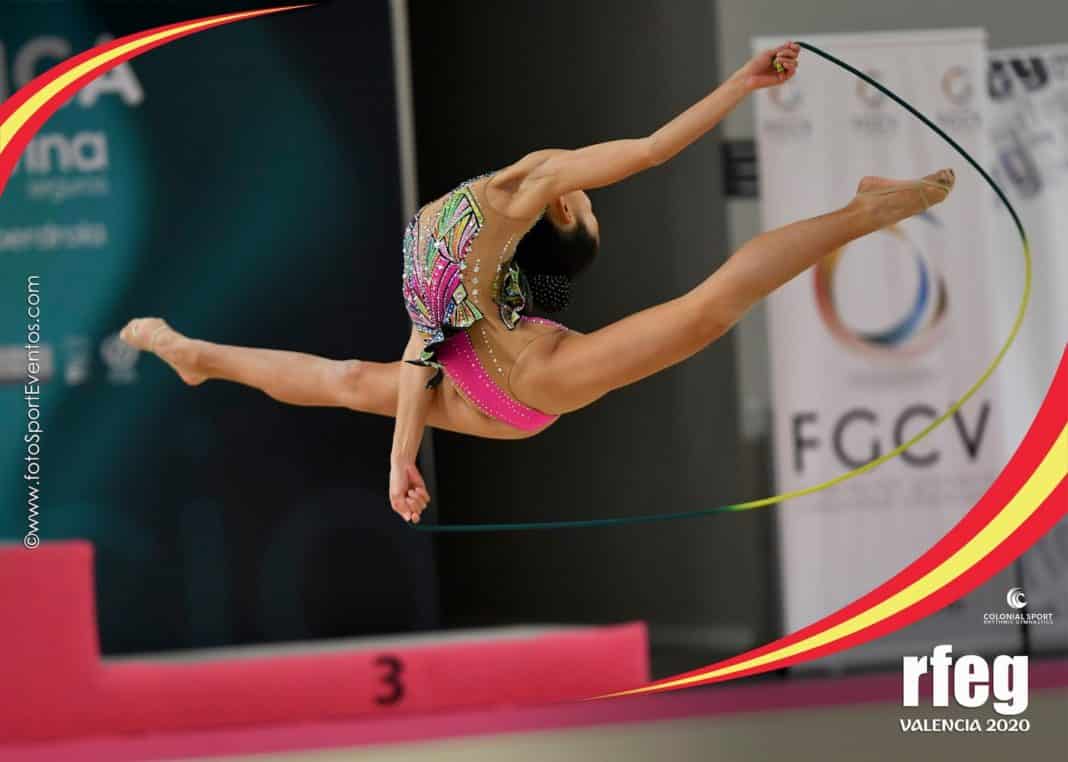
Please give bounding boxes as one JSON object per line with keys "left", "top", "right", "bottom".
{"left": 754, "top": 29, "right": 1021, "bottom": 667}
{"left": 988, "top": 44, "right": 1068, "bottom": 652}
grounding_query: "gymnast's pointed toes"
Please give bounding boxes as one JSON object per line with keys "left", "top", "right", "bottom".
{"left": 919, "top": 168, "right": 955, "bottom": 209}
{"left": 119, "top": 317, "right": 166, "bottom": 350}
{"left": 925, "top": 168, "right": 955, "bottom": 191}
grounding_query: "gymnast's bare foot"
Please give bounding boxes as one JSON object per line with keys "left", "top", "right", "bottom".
{"left": 855, "top": 168, "right": 955, "bottom": 227}
{"left": 119, "top": 318, "right": 207, "bottom": 386}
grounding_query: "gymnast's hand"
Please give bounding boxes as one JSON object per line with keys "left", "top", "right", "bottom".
{"left": 739, "top": 41, "right": 800, "bottom": 91}
{"left": 389, "top": 460, "right": 430, "bottom": 523}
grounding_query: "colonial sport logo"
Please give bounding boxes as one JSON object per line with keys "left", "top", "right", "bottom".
{"left": 985, "top": 586, "right": 1054, "bottom": 626}
{"left": 1006, "top": 586, "right": 1027, "bottom": 609}
{"left": 814, "top": 218, "right": 949, "bottom": 357}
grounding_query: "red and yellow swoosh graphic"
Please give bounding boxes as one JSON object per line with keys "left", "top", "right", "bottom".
{"left": 605, "top": 349, "right": 1066, "bottom": 697}
{"left": 1, "top": 7, "right": 1064, "bottom": 701}
{"left": 0, "top": 5, "right": 309, "bottom": 195}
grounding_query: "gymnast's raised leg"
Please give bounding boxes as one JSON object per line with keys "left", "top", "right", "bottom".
{"left": 510, "top": 171, "right": 955, "bottom": 414}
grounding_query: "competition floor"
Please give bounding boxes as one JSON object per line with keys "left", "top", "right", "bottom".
{"left": 213, "top": 686, "right": 1068, "bottom": 762}
{"left": 4, "top": 543, "right": 1066, "bottom": 761}
{"left": 12, "top": 660, "right": 1067, "bottom": 761}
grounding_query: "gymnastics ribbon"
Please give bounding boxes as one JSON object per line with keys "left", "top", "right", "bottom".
{"left": 415, "top": 40, "right": 1032, "bottom": 533}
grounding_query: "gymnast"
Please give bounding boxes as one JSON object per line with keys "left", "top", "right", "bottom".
{"left": 121, "top": 41, "right": 954, "bottom": 525}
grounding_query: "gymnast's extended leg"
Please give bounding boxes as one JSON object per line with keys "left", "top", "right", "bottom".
{"left": 120, "top": 318, "right": 398, "bottom": 411}
{"left": 511, "top": 171, "right": 955, "bottom": 414}
{"left": 118, "top": 318, "right": 525, "bottom": 439}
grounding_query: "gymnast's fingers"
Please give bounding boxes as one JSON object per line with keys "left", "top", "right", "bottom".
{"left": 406, "top": 492, "right": 428, "bottom": 516}
{"left": 407, "top": 488, "right": 428, "bottom": 509}
{"left": 389, "top": 491, "right": 412, "bottom": 522}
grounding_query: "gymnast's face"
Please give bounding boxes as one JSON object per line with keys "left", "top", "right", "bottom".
{"left": 549, "top": 189, "right": 600, "bottom": 243}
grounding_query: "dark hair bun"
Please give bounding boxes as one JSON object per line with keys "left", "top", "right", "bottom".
{"left": 526, "top": 272, "right": 571, "bottom": 312}
{"left": 514, "top": 216, "right": 598, "bottom": 311}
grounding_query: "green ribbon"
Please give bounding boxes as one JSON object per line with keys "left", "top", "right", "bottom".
{"left": 413, "top": 41, "right": 1032, "bottom": 533}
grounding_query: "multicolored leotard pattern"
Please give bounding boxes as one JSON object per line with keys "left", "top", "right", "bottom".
{"left": 402, "top": 175, "right": 529, "bottom": 384}
{"left": 401, "top": 183, "right": 485, "bottom": 372}
{"left": 401, "top": 175, "right": 563, "bottom": 431}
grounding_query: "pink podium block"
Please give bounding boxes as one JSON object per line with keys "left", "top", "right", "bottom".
{"left": 0, "top": 541, "right": 649, "bottom": 744}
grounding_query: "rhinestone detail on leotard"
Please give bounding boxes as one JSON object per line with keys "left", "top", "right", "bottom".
{"left": 401, "top": 172, "right": 536, "bottom": 389}
{"left": 434, "top": 317, "right": 562, "bottom": 432}
{"left": 401, "top": 174, "right": 492, "bottom": 384}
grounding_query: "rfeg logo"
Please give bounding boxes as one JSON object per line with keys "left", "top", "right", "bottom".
{"left": 813, "top": 218, "right": 948, "bottom": 358}
{"left": 903, "top": 644, "right": 1028, "bottom": 715}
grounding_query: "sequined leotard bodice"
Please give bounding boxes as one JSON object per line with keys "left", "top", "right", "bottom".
{"left": 401, "top": 173, "right": 565, "bottom": 430}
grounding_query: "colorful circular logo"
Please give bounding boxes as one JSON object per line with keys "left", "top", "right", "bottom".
{"left": 855, "top": 69, "right": 887, "bottom": 108}
{"left": 941, "top": 65, "right": 974, "bottom": 106}
{"left": 768, "top": 85, "right": 802, "bottom": 112}
{"left": 814, "top": 220, "right": 948, "bottom": 358}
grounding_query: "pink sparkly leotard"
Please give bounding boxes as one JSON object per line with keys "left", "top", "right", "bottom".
{"left": 401, "top": 174, "right": 566, "bottom": 432}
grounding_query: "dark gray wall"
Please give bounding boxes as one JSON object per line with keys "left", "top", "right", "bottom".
{"left": 409, "top": 0, "right": 772, "bottom": 675}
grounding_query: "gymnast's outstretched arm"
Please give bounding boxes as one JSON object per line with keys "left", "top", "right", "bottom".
{"left": 496, "top": 41, "right": 800, "bottom": 218}
{"left": 389, "top": 328, "right": 433, "bottom": 523}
